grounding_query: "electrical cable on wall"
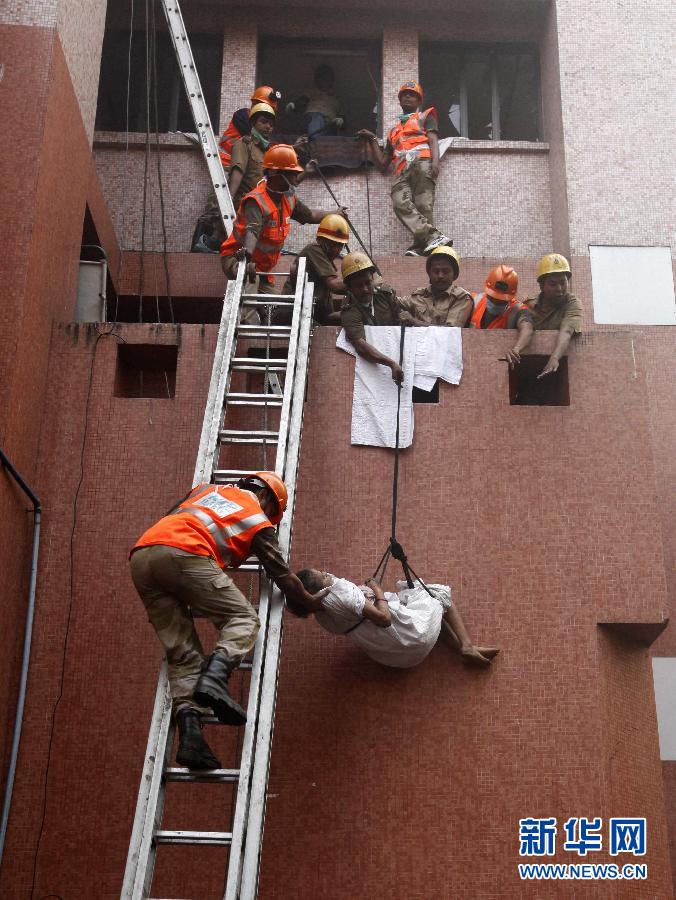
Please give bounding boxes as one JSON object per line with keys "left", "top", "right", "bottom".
{"left": 29, "top": 327, "right": 126, "bottom": 900}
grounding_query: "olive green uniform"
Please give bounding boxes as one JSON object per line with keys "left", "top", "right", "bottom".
{"left": 340, "top": 284, "right": 401, "bottom": 345}
{"left": 399, "top": 285, "right": 472, "bottom": 326}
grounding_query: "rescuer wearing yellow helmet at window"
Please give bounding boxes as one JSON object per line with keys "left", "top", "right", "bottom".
{"left": 398, "top": 246, "right": 472, "bottom": 327}
{"left": 280, "top": 214, "right": 351, "bottom": 325}
{"left": 339, "top": 251, "right": 404, "bottom": 383}
{"left": 524, "top": 253, "right": 583, "bottom": 377}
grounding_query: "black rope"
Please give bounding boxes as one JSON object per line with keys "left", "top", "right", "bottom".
{"left": 372, "top": 325, "right": 435, "bottom": 597}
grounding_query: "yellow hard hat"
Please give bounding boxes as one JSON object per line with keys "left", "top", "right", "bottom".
{"left": 317, "top": 214, "right": 349, "bottom": 244}
{"left": 536, "top": 253, "right": 571, "bottom": 281}
{"left": 249, "top": 102, "right": 276, "bottom": 122}
{"left": 426, "top": 245, "right": 460, "bottom": 276}
{"left": 341, "top": 251, "right": 375, "bottom": 281}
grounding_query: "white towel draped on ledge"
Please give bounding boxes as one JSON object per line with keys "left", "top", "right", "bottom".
{"left": 336, "top": 325, "right": 463, "bottom": 447}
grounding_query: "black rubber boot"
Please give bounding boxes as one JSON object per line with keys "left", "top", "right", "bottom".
{"left": 194, "top": 653, "right": 247, "bottom": 726}
{"left": 175, "top": 709, "right": 221, "bottom": 770}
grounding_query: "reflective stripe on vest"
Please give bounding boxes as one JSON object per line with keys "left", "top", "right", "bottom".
{"left": 470, "top": 292, "right": 522, "bottom": 330}
{"left": 174, "top": 485, "right": 272, "bottom": 568}
{"left": 388, "top": 108, "right": 434, "bottom": 175}
{"left": 220, "top": 181, "right": 296, "bottom": 271}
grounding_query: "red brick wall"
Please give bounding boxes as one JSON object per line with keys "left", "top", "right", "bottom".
{"left": 3, "top": 321, "right": 674, "bottom": 898}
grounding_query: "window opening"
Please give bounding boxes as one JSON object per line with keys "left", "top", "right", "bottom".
{"left": 257, "top": 36, "right": 381, "bottom": 169}
{"left": 412, "top": 381, "right": 440, "bottom": 404}
{"left": 115, "top": 344, "right": 178, "bottom": 398}
{"left": 420, "top": 43, "right": 541, "bottom": 141}
{"left": 96, "top": 28, "right": 222, "bottom": 132}
{"left": 509, "top": 356, "right": 569, "bottom": 406}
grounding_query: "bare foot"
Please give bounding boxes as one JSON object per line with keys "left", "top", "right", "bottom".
{"left": 477, "top": 646, "right": 500, "bottom": 661}
{"left": 460, "top": 645, "right": 494, "bottom": 667}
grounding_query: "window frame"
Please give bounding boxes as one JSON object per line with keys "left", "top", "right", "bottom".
{"left": 420, "top": 41, "right": 543, "bottom": 142}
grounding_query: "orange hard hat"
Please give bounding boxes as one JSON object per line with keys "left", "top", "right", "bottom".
{"left": 250, "top": 85, "right": 281, "bottom": 111}
{"left": 484, "top": 264, "right": 518, "bottom": 302}
{"left": 253, "top": 471, "right": 288, "bottom": 525}
{"left": 262, "top": 143, "right": 304, "bottom": 173}
{"left": 398, "top": 81, "right": 423, "bottom": 101}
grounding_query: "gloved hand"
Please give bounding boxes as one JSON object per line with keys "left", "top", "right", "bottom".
{"left": 333, "top": 117, "right": 344, "bottom": 129}
{"left": 285, "top": 101, "right": 296, "bottom": 114}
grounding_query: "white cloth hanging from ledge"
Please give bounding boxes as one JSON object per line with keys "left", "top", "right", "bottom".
{"left": 336, "top": 325, "right": 463, "bottom": 447}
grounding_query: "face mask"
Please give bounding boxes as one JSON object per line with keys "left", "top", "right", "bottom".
{"left": 486, "top": 296, "right": 508, "bottom": 316}
{"left": 251, "top": 126, "right": 271, "bottom": 149}
{"left": 398, "top": 112, "right": 414, "bottom": 124}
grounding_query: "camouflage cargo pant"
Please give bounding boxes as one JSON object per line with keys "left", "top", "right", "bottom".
{"left": 390, "top": 158, "right": 442, "bottom": 251}
{"left": 130, "top": 545, "right": 260, "bottom": 715}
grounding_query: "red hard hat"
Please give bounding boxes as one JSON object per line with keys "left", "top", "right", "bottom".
{"left": 253, "top": 471, "right": 288, "bottom": 525}
{"left": 398, "top": 81, "right": 423, "bottom": 102}
{"left": 484, "top": 264, "right": 518, "bottom": 302}
{"left": 250, "top": 85, "right": 281, "bottom": 111}
{"left": 262, "top": 143, "right": 304, "bottom": 173}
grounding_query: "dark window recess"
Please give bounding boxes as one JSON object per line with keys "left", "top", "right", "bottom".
{"left": 115, "top": 344, "right": 178, "bottom": 398}
{"left": 95, "top": 29, "right": 222, "bottom": 132}
{"left": 420, "top": 42, "right": 541, "bottom": 141}
{"left": 412, "top": 380, "right": 440, "bottom": 404}
{"left": 509, "top": 356, "right": 569, "bottom": 406}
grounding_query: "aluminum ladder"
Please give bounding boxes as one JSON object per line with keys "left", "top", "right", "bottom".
{"left": 160, "top": 0, "right": 236, "bottom": 236}
{"left": 122, "top": 260, "right": 314, "bottom": 899}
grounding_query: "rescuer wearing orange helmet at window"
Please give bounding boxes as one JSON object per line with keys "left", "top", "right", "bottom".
{"left": 130, "top": 472, "right": 329, "bottom": 770}
{"left": 357, "top": 81, "right": 450, "bottom": 257}
{"left": 524, "top": 253, "right": 583, "bottom": 377}
{"left": 220, "top": 143, "right": 341, "bottom": 296}
{"left": 218, "top": 85, "right": 282, "bottom": 169}
{"left": 280, "top": 213, "right": 350, "bottom": 325}
{"left": 398, "top": 246, "right": 472, "bottom": 327}
{"left": 470, "top": 264, "right": 534, "bottom": 367}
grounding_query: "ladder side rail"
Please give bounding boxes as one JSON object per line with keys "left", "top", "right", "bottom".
{"left": 122, "top": 662, "right": 173, "bottom": 899}
{"left": 223, "top": 268, "right": 308, "bottom": 898}
{"left": 194, "top": 270, "right": 245, "bottom": 485}
{"left": 234, "top": 281, "right": 315, "bottom": 900}
{"left": 159, "top": 0, "right": 236, "bottom": 235}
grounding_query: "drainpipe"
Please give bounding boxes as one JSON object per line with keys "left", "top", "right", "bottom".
{"left": 0, "top": 449, "right": 42, "bottom": 869}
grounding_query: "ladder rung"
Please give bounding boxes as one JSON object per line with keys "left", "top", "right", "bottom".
{"left": 219, "top": 432, "right": 279, "bottom": 445}
{"left": 154, "top": 830, "right": 232, "bottom": 846}
{"left": 241, "top": 298, "right": 294, "bottom": 306}
{"left": 232, "top": 357, "right": 288, "bottom": 367}
{"left": 164, "top": 768, "right": 240, "bottom": 783}
{"left": 236, "top": 325, "right": 291, "bottom": 334}
{"left": 238, "top": 562, "right": 262, "bottom": 572}
{"left": 241, "top": 293, "right": 295, "bottom": 300}
{"left": 226, "top": 395, "right": 283, "bottom": 407}
{"left": 230, "top": 364, "right": 286, "bottom": 373}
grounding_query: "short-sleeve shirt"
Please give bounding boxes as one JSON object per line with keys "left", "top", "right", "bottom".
{"left": 399, "top": 285, "right": 472, "bottom": 327}
{"left": 229, "top": 136, "right": 266, "bottom": 207}
{"left": 283, "top": 241, "right": 340, "bottom": 324}
{"left": 241, "top": 194, "right": 314, "bottom": 239}
{"left": 340, "top": 284, "right": 401, "bottom": 344}
{"left": 385, "top": 109, "right": 439, "bottom": 156}
{"left": 525, "top": 293, "right": 583, "bottom": 332}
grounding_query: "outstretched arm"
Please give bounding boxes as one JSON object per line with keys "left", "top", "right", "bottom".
{"left": 505, "top": 318, "right": 534, "bottom": 369}
{"left": 352, "top": 337, "right": 403, "bottom": 383}
{"left": 356, "top": 131, "right": 392, "bottom": 174}
{"left": 539, "top": 324, "right": 575, "bottom": 378}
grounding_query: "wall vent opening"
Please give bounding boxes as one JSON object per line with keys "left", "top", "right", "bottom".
{"left": 509, "top": 355, "right": 569, "bottom": 406}
{"left": 115, "top": 344, "right": 177, "bottom": 398}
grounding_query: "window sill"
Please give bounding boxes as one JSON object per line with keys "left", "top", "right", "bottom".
{"left": 94, "top": 131, "right": 201, "bottom": 150}
{"left": 440, "top": 138, "right": 549, "bottom": 154}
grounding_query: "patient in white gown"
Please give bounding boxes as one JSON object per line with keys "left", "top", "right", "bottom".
{"left": 293, "top": 570, "right": 499, "bottom": 669}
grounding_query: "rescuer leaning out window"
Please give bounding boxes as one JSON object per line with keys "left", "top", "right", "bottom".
{"left": 129, "top": 472, "right": 329, "bottom": 771}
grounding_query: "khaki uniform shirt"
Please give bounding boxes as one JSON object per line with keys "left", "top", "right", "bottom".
{"left": 229, "top": 136, "right": 266, "bottom": 207}
{"left": 283, "top": 241, "right": 340, "bottom": 324}
{"left": 399, "top": 285, "right": 472, "bottom": 327}
{"left": 525, "top": 293, "right": 583, "bottom": 332}
{"left": 341, "top": 284, "right": 401, "bottom": 344}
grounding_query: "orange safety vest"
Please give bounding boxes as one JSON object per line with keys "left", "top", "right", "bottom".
{"left": 220, "top": 180, "right": 296, "bottom": 272}
{"left": 470, "top": 292, "right": 525, "bottom": 330}
{"left": 219, "top": 118, "right": 244, "bottom": 168}
{"left": 133, "top": 484, "right": 273, "bottom": 569}
{"left": 388, "top": 108, "right": 435, "bottom": 175}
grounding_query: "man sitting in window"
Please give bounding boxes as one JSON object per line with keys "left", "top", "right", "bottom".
{"left": 285, "top": 65, "right": 345, "bottom": 140}
{"left": 357, "top": 81, "right": 450, "bottom": 257}
{"left": 524, "top": 254, "right": 583, "bottom": 378}
{"left": 398, "top": 246, "right": 472, "bottom": 327}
